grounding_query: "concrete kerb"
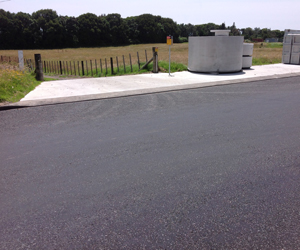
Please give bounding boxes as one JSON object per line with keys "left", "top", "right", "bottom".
{"left": 1, "top": 71, "right": 300, "bottom": 111}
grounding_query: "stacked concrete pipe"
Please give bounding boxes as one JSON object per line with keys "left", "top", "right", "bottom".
{"left": 242, "top": 43, "right": 254, "bottom": 69}
{"left": 282, "top": 30, "right": 300, "bottom": 65}
{"left": 188, "top": 30, "right": 253, "bottom": 73}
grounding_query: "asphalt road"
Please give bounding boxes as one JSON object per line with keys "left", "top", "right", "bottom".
{"left": 1, "top": 77, "right": 300, "bottom": 249}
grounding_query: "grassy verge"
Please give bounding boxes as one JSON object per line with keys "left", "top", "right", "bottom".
{"left": 0, "top": 65, "right": 42, "bottom": 103}
{"left": 158, "top": 61, "right": 187, "bottom": 72}
{"left": 252, "top": 57, "right": 282, "bottom": 65}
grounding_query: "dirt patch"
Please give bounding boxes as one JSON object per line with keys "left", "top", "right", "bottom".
{"left": 0, "top": 101, "right": 10, "bottom": 106}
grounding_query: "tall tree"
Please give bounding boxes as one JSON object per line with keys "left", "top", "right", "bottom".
{"left": 105, "top": 13, "right": 128, "bottom": 45}
{"left": 160, "top": 17, "right": 179, "bottom": 42}
{"left": 13, "top": 12, "right": 36, "bottom": 49}
{"left": 241, "top": 27, "right": 254, "bottom": 40}
{"left": 0, "top": 10, "right": 16, "bottom": 49}
{"left": 124, "top": 17, "right": 139, "bottom": 44}
{"left": 32, "top": 9, "right": 59, "bottom": 48}
{"left": 135, "top": 14, "right": 160, "bottom": 43}
{"left": 77, "top": 13, "right": 101, "bottom": 47}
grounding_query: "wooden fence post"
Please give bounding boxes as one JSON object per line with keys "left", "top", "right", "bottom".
{"left": 137, "top": 52, "right": 140, "bottom": 70}
{"left": 95, "top": 59, "right": 98, "bottom": 75}
{"left": 90, "top": 60, "right": 93, "bottom": 76}
{"left": 110, "top": 57, "right": 114, "bottom": 75}
{"left": 123, "top": 55, "right": 126, "bottom": 73}
{"left": 116, "top": 56, "right": 119, "bottom": 73}
{"left": 63, "top": 61, "right": 66, "bottom": 74}
{"left": 66, "top": 61, "right": 69, "bottom": 75}
{"left": 145, "top": 50, "right": 148, "bottom": 62}
{"left": 100, "top": 59, "right": 103, "bottom": 74}
{"left": 152, "top": 47, "right": 158, "bottom": 73}
{"left": 59, "top": 61, "right": 62, "bottom": 75}
{"left": 129, "top": 53, "right": 133, "bottom": 72}
{"left": 105, "top": 58, "right": 108, "bottom": 75}
{"left": 34, "top": 54, "right": 44, "bottom": 81}
{"left": 81, "top": 61, "right": 84, "bottom": 75}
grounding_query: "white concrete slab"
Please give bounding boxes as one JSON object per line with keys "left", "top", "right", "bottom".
{"left": 20, "top": 64, "right": 300, "bottom": 103}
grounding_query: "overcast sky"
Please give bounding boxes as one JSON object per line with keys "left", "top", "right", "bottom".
{"left": 1, "top": 0, "right": 298, "bottom": 30}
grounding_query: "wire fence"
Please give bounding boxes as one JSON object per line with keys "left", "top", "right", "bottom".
{"left": 1, "top": 50, "right": 151, "bottom": 76}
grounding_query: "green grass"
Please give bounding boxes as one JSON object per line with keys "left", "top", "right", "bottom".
{"left": 0, "top": 67, "right": 42, "bottom": 103}
{"left": 265, "top": 42, "right": 283, "bottom": 49}
{"left": 44, "top": 77, "right": 58, "bottom": 81}
{"left": 46, "top": 61, "right": 188, "bottom": 77}
{"left": 252, "top": 57, "right": 282, "bottom": 66}
{"left": 158, "top": 61, "right": 187, "bottom": 72}
{"left": 92, "top": 63, "right": 151, "bottom": 77}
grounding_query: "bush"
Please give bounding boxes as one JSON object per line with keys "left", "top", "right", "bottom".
{"left": 178, "top": 36, "right": 188, "bottom": 43}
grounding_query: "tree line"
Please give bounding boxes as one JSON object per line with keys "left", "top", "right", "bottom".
{"left": 0, "top": 9, "right": 285, "bottom": 50}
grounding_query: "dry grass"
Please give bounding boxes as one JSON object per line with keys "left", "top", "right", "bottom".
{"left": 253, "top": 48, "right": 282, "bottom": 64}
{"left": 0, "top": 42, "right": 282, "bottom": 66}
{"left": 0, "top": 62, "right": 19, "bottom": 71}
{"left": 0, "top": 44, "right": 188, "bottom": 66}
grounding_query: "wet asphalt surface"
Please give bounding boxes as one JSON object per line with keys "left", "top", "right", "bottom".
{"left": 1, "top": 77, "right": 300, "bottom": 249}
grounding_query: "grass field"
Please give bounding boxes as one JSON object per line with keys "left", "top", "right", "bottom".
{"left": 0, "top": 42, "right": 283, "bottom": 67}
{"left": 252, "top": 42, "right": 282, "bottom": 65}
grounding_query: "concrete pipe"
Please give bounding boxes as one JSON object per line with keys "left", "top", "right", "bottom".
{"left": 188, "top": 36, "right": 244, "bottom": 73}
